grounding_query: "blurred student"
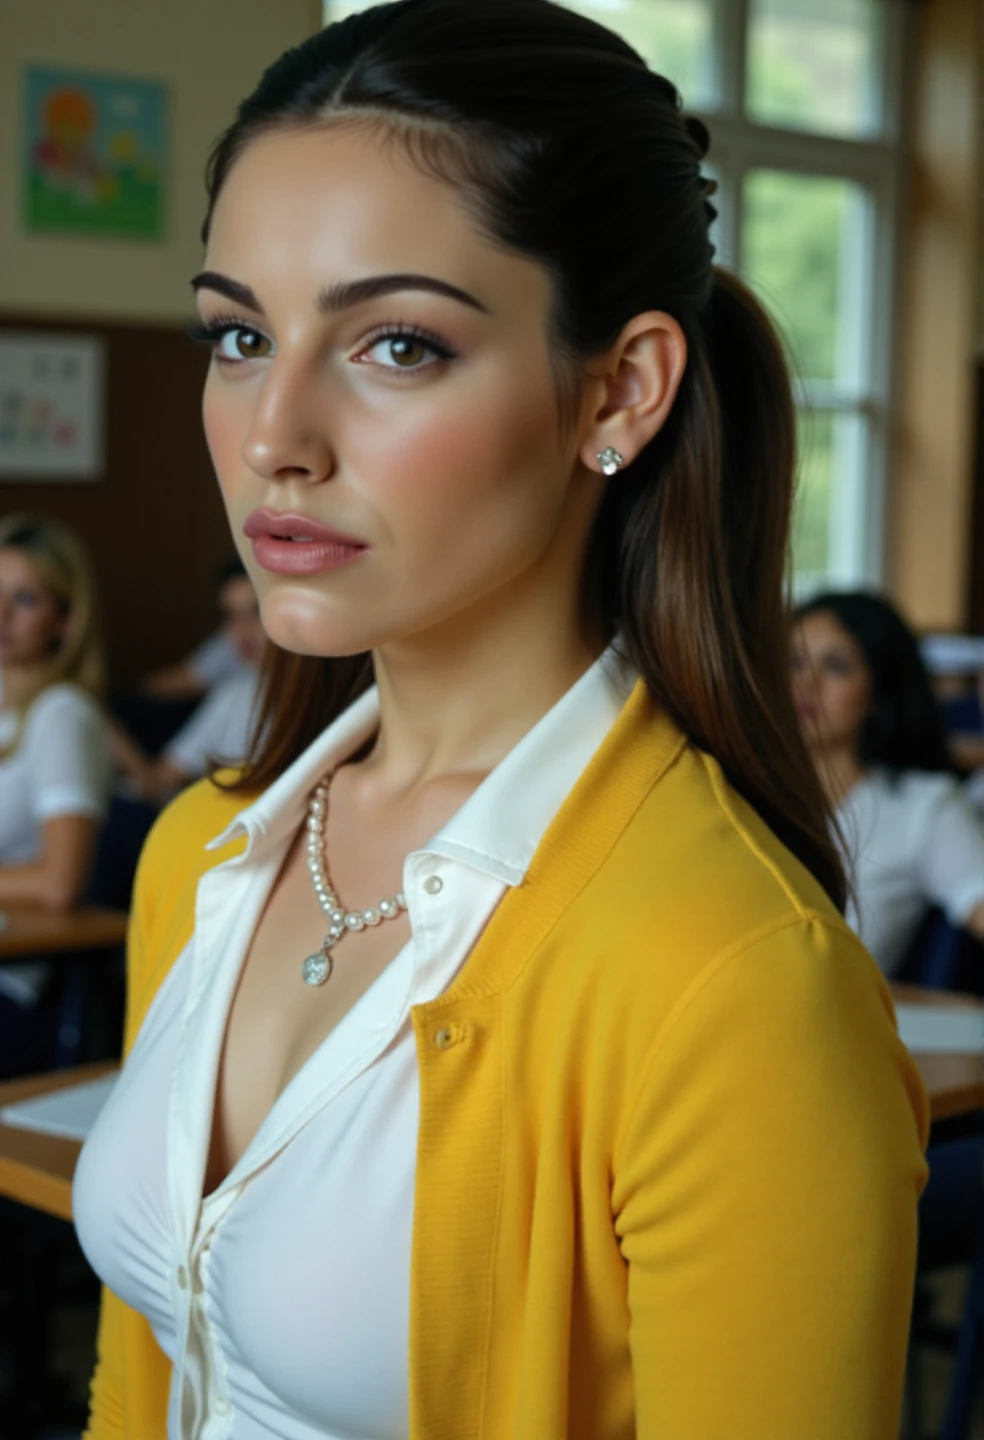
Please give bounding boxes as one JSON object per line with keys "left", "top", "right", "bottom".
{"left": 0, "top": 515, "right": 112, "bottom": 1073}
{"left": 792, "top": 591, "right": 984, "bottom": 976}
{"left": 139, "top": 557, "right": 257, "bottom": 702}
{"left": 111, "top": 568, "right": 265, "bottom": 804}
{"left": 920, "top": 632, "right": 984, "bottom": 772}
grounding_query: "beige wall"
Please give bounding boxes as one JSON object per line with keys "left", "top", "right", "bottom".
{"left": 889, "top": 0, "right": 983, "bottom": 628}
{"left": 0, "top": 0, "right": 320, "bottom": 322}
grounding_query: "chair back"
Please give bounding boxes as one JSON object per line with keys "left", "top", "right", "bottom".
{"left": 896, "top": 908, "right": 970, "bottom": 990}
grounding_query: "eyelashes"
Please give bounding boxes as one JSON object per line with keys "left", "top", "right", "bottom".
{"left": 188, "top": 315, "right": 262, "bottom": 347}
{"left": 188, "top": 316, "right": 459, "bottom": 371}
{"left": 358, "top": 322, "right": 458, "bottom": 365}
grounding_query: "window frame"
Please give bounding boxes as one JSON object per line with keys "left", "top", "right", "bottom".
{"left": 696, "top": 0, "right": 910, "bottom": 592}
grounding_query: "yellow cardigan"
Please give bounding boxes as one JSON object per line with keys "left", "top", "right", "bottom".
{"left": 84, "top": 682, "right": 928, "bottom": 1439}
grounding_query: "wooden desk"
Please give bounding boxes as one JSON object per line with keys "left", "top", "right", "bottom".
{"left": 0, "top": 987, "right": 981, "bottom": 1223}
{"left": 0, "top": 905, "right": 127, "bottom": 960}
{"left": 0, "top": 1063, "right": 114, "bottom": 1220}
{"left": 892, "top": 983, "right": 984, "bottom": 1125}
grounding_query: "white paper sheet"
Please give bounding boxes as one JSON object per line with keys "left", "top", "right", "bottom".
{"left": 895, "top": 1003, "right": 984, "bottom": 1055}
{"left": 0, "top": 1073, "right": 116, "bottom": 1141}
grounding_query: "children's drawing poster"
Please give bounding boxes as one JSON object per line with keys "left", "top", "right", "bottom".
{"left": 0, "top": 333, "right": 105, "bottom": 480}
{"left": 23, "top": 67, "right": 166, "bottom": 239}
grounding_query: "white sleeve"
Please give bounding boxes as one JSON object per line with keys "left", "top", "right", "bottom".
{"left": 186, "top": 630, "right": 244, "bottom": 687}
{"left": 22, "top": 686, "right": 113, "bottom": 822}
{"left": 164, "top": 673, "right": 258, "bottom": 778}
{"left": 916, "top": 781, "right": 984, "bottom": 925}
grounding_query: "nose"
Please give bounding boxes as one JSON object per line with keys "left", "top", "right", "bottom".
{"left": 241, "top": 363, "right": 335, "bottom": 485}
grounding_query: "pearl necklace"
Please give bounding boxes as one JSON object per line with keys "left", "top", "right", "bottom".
{"left": 301, "top": 776, "right": 407, "bottom": 986}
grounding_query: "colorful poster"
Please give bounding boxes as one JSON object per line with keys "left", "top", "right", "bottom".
{"left": 23, "top": 67, "right": 166, "bottom": 239}
{"left": 0, "top": 333, "right": 105, "bottom": 480}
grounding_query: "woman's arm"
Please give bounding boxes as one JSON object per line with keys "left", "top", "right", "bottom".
{"left": 138, "top": 659, "right": 208, "bottom": 701}
{"left": 2, "top": 687, "right": 112, "bottom": 909}
{"left": 106, "top": 715, "right": 188, "bottom": 806}
{"left": 0, "top": 813, "right": 97, "bottom": 910}
{"left": 613, "top": 917, "right": 928, "bottom": 1440}
{"left": 917, "top": 784, "right": 984, "bottom": 943}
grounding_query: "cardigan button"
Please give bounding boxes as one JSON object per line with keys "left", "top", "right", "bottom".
{"left": 434, "top": 1027, "right": 454, "bottom": 1050}
{"left": 423, "top": 875, "right": 444, "bottom": 895}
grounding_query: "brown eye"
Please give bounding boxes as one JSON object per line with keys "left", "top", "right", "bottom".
{"left": 235, "top": 330, "right": 271, "bottom": 359}
{"left": 388, "top": 337, "right": 428, "bottom": 367}
{"left": 214, "top": 327, "right": 273, "bottom": 362}
{"left": 359, "top": 331, "right": 451, "bottom": 372}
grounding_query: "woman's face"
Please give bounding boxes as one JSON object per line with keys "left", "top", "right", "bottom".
{"left": 790, "top": 610, "right": 872, "bottom": 755}
{"left": 0, "top": 547, "right": 67, "bottom": 670}
{"left": 197, "top": 124, "right": 603, "bottom": 659}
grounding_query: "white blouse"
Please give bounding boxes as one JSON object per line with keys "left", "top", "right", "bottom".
{"left": 73, "top": 647, "right": 633, "bottom": 1440}
{"left": 165, "top": 670, "right": 261, "bottom": 781}
{"left": 188, "top": 630, "right": 250, "bottom": 689}
{"left": 0, "top": 682, "right": 112, "bottom": 1005}
{"left": 837, "top": 767, "right": 984, "bottom": 976}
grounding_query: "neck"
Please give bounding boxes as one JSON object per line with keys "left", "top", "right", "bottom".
{"left": 365, "top": 577, "right": 607, "bottom": 795}
{"left": 810, "top": 742, "right": 865, "bottom": 806}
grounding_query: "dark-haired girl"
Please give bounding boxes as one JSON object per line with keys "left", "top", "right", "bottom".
{"left": 793, "top": 590, "right": 984, "bottom": 977}
{"left": 75, "top": 4, "right": 926, "bottom": 1436}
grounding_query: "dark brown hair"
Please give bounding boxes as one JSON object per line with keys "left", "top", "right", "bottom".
{"left": 797, "top": 591, "right": 954, "bottom": 777}
{"left": 205, "top": 0, "right": 845, "bottom": 909}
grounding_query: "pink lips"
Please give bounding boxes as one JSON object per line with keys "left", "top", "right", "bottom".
{"left": 243, "top": 508, "right": 368, "bottom": 576}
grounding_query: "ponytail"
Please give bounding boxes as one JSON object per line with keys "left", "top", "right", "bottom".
{"left": 603, "top": 270, "right": 845, "bottom": 909}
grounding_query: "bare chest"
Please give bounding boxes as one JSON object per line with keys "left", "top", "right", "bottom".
{"left": 203, "top": 831, "right": 413, "bottom": 1194}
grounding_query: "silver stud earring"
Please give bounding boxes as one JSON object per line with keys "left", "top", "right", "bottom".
{"left": 597, "top": 446, "right": 624, "bottom": 477}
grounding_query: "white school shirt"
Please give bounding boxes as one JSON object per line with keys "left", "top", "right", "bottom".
{"left": 0, "top": 682, "right": 112, "bottom": 1005}
{"left": 187, "top": 630, "right": 249, "bottom": 689}
{"left": 74, "top": 647, "right": 634, "bottom": 1440}
{"left": 165, "top": 670, "right": 261, "bottom": 780}
{"left": 836, "top": 767, "right": 984, "bottom": 977}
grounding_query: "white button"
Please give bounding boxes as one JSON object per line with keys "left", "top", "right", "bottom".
{"left": 423, "top": 875, "right": 443, "bottom": 895}
{"left": 214, "top": 1396, "right": 231, "bottom": 1415}
{"left": 177, "top": 1265, "right": 188, "bottom": 1289}
{"left": 434, "top": 1027, "right": 454, "bottom": 1050}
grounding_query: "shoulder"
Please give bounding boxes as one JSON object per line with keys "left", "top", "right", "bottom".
{"left": 882, "top": 769, "right": 967, "bottom": 833}
{"left": 137, "top": 774, "right": 255, "bottom": 904}
{"left": 211, "top": 668, "right": 260, "bottom": 710}
{"left": 547, "top": 737, "right": 888, "bottom": 1058}
{"left": 124, "top": 775, "right": 258, "bottom": 1043}
{"left": 25, "top": 682, "right": 102, "bottom": 730}
{"left": 602, "top": 739, "right": 849, "bottom": 955}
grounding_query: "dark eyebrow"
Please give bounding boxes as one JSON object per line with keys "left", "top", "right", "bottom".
{"left": 192, "top": 269, "right": 489, "bottom": 318}
{"left": 191, "top": 272, "right": 263, "bottom": 312}
{"left": 318, "top": 273, "right": 488, "bottom": 315}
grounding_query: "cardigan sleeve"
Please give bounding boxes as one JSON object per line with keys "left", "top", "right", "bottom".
{"left": 613, "top": 913, "right": 929, "bottom": 1440}
{"left": 83, "top": 810, "right": 174, "bottom": 1440}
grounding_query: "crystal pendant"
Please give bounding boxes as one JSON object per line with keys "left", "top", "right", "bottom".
{"left": 301, "top": 948, "right": 333, "bottom": 986}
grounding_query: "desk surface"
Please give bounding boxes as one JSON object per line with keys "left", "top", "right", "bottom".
{"left": 891, "top": 983, "right": 984, "bottom": 1124}
{"left": 0, "top": 985, "right": 981, "bottom": 1223}
{"left": 0, "top": 905, "right": 128, "bottom": 959}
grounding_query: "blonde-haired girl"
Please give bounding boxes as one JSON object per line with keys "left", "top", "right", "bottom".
{"left": 0, "top": 514, "right": 112, "bottom": 1073}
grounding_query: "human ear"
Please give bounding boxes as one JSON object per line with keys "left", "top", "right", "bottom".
{"left": 577, "top": 311, "right": 687, "bottom": 475}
